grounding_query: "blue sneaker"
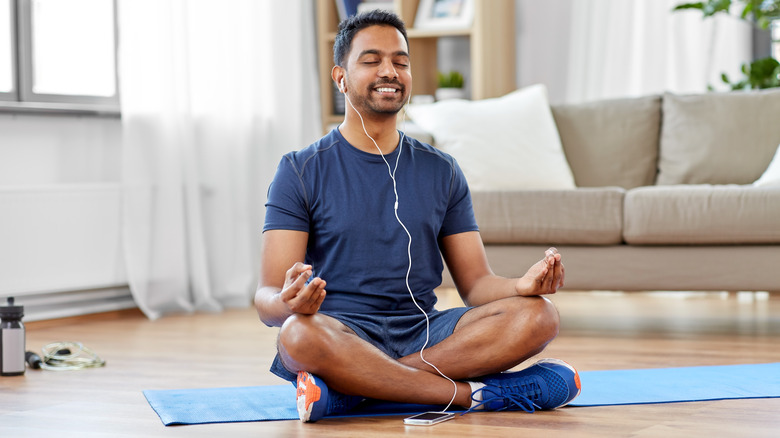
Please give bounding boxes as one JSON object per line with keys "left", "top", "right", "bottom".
{"left": 296, "top": 371, "right": 364, "bottom": 422}
{"left": 469, "top": 359, "right": 581, "bottom": 413}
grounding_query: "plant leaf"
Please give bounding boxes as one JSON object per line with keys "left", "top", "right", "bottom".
{"left": 673, "top": 2, "right": 705, "bottom": 11}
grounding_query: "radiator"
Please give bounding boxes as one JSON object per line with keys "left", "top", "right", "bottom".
{"left": 0, "top": 183, "right": 135, "bottom": 321}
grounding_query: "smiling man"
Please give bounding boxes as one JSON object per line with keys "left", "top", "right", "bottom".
{"left": 254, "top": 10, "right": 580, "bottom": 423}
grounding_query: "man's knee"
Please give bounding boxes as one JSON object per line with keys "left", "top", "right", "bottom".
{"left": 505, "top": 295, "right": 560, "bottom": 342}
{"left": 278, "top": 314, "right": 323, "bottom": 360}
{"left": 278, "top": 313, "right": 352, "bottom": 363}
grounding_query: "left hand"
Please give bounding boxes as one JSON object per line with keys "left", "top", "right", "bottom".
{"left": 515, "top": 247, "right": 565, "bottom": 296}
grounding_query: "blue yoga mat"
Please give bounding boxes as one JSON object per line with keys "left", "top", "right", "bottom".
{"left": 143, "top": 362, "right": 780, "bottom": 425}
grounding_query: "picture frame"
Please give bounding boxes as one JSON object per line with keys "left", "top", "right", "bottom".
{"left": 414, "top": 0, "right": 474, "bottom": 30}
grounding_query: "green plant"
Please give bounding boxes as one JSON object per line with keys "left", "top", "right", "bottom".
{"left": 674, "top": 0, "right": 780, "bottom": 29}
{"left": 721, "top": 57, "right": 780, "bottom": 89}
{"left": 674, "top": 0, "right": 780, "bottom": 90}
{"left": 437, "top": 71, "right": 464, "bottom": 89}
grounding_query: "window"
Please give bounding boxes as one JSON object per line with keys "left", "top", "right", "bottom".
{"left": 0, "top": 0, "right": 118, "bottom": 112}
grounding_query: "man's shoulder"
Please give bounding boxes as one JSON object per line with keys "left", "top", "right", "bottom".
{"left": 283, "top": 129, "right": 341, "bottom": 167}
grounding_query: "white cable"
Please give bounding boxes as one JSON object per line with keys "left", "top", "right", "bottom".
{"left": 40, "top": 341, "right": 106, "bottom": 371}
{"left": 344, "top": 91, "right": 458, "bottom": 412}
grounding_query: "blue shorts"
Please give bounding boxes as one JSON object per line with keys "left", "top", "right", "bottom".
{"left": 269, "top": 306, "right": 472, "bottom": 382}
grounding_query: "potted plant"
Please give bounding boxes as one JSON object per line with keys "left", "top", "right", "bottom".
{"left": 435, "top": 70, "right": 466, "bottom": 100}
{"left": 674, "top": 0, "right": 780, "bottom": 89}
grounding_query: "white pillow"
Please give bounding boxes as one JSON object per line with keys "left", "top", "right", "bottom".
{"left": 405, "top": 84, "right": 576, "bottom": 191}
{"left": 753, "top": 144, "right": 780, "bottom": 187}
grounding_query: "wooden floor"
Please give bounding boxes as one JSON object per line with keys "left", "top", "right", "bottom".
{"left": 3, "top": 289, "right": 780, "bottom": 437}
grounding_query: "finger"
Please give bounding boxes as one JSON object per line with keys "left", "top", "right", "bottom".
{"left": 559, "top": 262, "right": 565, "bottom": 289}
{"left": 551, "top": 258, "right": 564, "bottom": 291}
{"left": 539, "top": 260, "right": 554, "bottom": 292}
{"left": 280, "top": 269, "right": 312, "bottom": 301}
{"left": 286, "top": 262, "right": 312, "bottom": 282}
{"left": 292, "top": 262, "right": 312, "bottom": 278}
{"left": 293, "top": 279, "right": 327, "bottom": 314}
{"left": 304, "top": 278, "right": 327, "bottom": 304}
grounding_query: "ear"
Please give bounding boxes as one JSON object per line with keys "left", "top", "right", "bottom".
{"left": 332, "top": 66, "right": 345, "bottom": 93}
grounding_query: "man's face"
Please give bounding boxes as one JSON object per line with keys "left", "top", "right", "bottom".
{"left": 343, "top": 25, "right": 411, "bottom": 116}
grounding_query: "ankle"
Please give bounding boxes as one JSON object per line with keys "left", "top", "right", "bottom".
{"left": 466, "top": 381, "right": 486, "bottom": 409}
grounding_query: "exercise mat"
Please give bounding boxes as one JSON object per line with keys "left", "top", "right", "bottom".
{"left": 144, "top": 362, "right": 780, "bottom": 425}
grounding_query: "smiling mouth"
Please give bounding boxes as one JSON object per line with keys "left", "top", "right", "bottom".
{"left": 374, "top": 87, "right": 399, "bottom": 94}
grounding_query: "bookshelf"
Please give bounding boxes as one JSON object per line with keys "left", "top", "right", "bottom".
{"left": 315, "top": 0, "right": 516, "bottom": 132}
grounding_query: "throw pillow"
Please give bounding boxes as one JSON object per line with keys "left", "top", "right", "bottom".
{"left": 552, "top": 95, "right": 661, "bottom": 189}
{"left": 657, "top": 89, "right": 780, "bottom": 185}
{"left": 405, "top": 84, "right": 576, "bottom": 191}
{"left": 753, "top": 144, "right": 780, "bottom": 187}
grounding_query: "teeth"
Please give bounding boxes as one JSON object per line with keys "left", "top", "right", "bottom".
{"left": 376, "top": 87, "right": 397, "bottom": 93}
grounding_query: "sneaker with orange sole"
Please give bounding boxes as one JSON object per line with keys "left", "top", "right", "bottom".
{"left": 296, "top": 371, "right": 365, "bottom": 422}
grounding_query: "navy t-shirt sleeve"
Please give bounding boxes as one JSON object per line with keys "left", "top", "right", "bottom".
{"left": 264, "top": 155, "right": 310, "bottom": 233}
{"left": 439, "top": 157, "right": 479, "bottom": 238}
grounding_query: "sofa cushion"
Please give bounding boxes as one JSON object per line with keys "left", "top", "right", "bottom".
{"left": 657, "top": 89, "right": 780, "bottom": 185}
{"left": 472, "top": 188, "right": 625, "bottom": 245}
{"left": 552, "top": 95, "right": 661, "bottom": 189}
{"left": 624, "top": 185, "right": 780, "bottom": 244}
{"left": 406, "top": 84, "right": 576, "bottom": 191}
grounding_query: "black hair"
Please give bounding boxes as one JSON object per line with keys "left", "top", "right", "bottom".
{"left": 333, "top": 10, "right": 409, "bottom": 67}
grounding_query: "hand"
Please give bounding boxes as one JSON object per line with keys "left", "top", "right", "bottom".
{"left": 515, "top": 247, "right": 565, "bottom": 296}
{"left": 279, "top": 262, "right": 327, "bottom": 315}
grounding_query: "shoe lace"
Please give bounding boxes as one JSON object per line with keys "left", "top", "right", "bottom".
{"left": 463, "top": 378, "right": 542, "bottom": 415}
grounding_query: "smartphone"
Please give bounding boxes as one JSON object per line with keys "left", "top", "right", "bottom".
{"left": 403, "top": 411, "right": 455, "bottom": 426}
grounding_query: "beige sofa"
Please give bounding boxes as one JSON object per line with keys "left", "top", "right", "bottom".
{"left": 433, "top": 90, "right": 780, "bottom": 292}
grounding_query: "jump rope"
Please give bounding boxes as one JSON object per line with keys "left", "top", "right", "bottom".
{"left": 340, "top": 76, "right": 459, "bottom": 412}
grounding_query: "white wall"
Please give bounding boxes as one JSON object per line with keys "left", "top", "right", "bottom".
{"left": 515, "top": 0, "right": 574, "bottom": 104}
{"left": 0, "top": 113, "right": 131, "bottom": 320}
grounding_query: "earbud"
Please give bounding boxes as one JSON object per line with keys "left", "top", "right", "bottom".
{"left": 339, "top": 78, "right": 345, "bottom": 93}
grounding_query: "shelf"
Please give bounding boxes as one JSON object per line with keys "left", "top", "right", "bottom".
{"left": 315, "top": 0, "right": 516, "bottom": 133}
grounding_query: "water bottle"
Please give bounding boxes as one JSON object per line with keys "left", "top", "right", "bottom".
{"left": 0, "top": 297, "right": 26, "bottom": 376}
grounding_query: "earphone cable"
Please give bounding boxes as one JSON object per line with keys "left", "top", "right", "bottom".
{"left": 344, "top": 91, "right": 458, "bottom": 412}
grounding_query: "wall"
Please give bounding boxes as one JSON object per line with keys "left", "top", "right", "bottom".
{"left": 515, "top": 0, "right": 573, "bottom": 104}
{"left": 0, "top": 113, "right": 133, "bottom": 321}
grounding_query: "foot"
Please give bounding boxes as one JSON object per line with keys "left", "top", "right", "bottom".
{"left": 296, "top": 371, "right": 364, "bottom": 422}
{"left": 469, "top": 358, "right": 581, "bottom": 413}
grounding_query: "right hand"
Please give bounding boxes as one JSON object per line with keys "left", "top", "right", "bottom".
{"left": 279, "top": 262, "right": 327, "bottom": 315}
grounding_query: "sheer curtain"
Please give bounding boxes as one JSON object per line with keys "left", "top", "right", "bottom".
{"left": 566, "top": 0, "right": 753, "bottom": 103}
{"left": 118, "top": 0, "right": 319, "bottom": 319}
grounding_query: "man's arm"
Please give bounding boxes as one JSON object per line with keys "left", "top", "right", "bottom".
{"left": 440, "top": 231, "right": 564, "bottom": 307}
{"left": 254, "top": 229, "right": 327, "bottom": 327}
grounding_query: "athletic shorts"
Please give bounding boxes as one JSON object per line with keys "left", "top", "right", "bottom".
{"left": 269, "top": 306, "right": 472, "bottom": 383}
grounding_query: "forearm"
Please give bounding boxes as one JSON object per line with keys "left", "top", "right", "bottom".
{"left": 460, "top": 275, "right": 520, "bottom": 307}
{"left": 254, "top": 285, "right": 293, "bottom": 327}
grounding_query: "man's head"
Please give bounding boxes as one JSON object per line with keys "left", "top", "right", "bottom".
{"left": 332, "top": 11, "right": 411, "bottom": 117}
{"left": 333, "top": 10, "right": 408, "bottom": 68}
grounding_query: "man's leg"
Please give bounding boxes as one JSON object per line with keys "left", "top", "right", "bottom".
{"left": 278, "top": 312, "right": 474, "bottom": 408}
{"left": 278, "top": 294, "right": 558, "bottom": 408}
{"left": 398, "top": 295, "right": 559, "bottom": 379}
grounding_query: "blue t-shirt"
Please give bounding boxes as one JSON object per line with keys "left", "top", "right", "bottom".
{"left": 264, "top": 128, "right": 478, "bottom": 315}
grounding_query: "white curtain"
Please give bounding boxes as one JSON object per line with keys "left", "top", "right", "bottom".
{"left": 566, "top": 0, "right": 753, "bottom": 103}
{"left": 118, "top": 0, "right": 320, "bottom": 319}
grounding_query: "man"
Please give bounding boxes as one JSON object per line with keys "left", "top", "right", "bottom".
{"left": 254, "top": 10, "right": 580, "bottom": 423}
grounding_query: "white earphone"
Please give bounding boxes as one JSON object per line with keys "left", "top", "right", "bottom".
{"left": 337, "top": 70, "right": 456, "bottom": 411}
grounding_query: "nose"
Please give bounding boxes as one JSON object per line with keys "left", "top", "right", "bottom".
{"left": 377, "top": 58, "right": 398, "bottom": 79}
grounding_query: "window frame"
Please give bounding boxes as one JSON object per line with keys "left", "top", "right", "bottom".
{"left": 0, "top": 0, "right": 18, "bottom": 102}
{"left": 0, "top": 0, "right": 120, "bottom": 116}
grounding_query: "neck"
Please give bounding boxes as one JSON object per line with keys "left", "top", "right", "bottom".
{"left": 340, "top": 108, "right": 401, "bottom": 155}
